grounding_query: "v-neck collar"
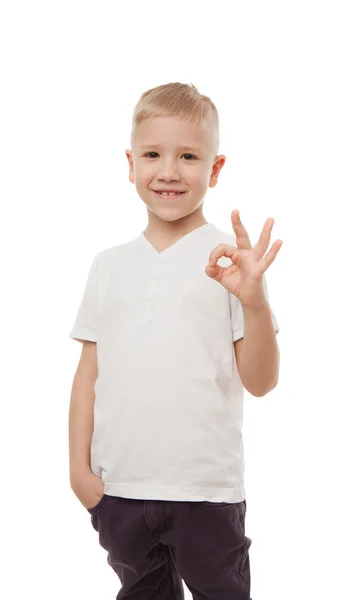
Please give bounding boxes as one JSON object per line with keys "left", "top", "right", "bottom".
{"left": 140, "top": 223, "right": 214, "bottom": 257}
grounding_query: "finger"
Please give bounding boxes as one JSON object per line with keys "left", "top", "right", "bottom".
{"left": 206, "top": 259, "right": 240, "bottom": 282}
{"left": 205, "top": 262, "right": 227, "bottom": 282}
{"left": 231, "top": 210, "right": 252, "bottom": 250}
{"left": 253, "top": 217, "right": 274, "bottom": 261}
{"left": 257, "top": 239, "right": 283, "bottom": 274}
{"left": 208, "top": 243, "right": 240, "bottom": 267}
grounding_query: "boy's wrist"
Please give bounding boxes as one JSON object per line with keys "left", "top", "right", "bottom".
{"left": 241, "top": 297, "right": 270, "bottom": 313}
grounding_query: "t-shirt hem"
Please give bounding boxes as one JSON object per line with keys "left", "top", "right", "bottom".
{"left": 68, "top": 329, "right": 97, "bottom": 342}
{"left": 233, "top": 328, "right": 244, "bottom": 342}
{"left": 101, "top": 482, "right": 246, "bottom": 503}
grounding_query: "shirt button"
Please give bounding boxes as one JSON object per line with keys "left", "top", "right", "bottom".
{"left": 145, "top": 295, "right": 152, "bottom": 302}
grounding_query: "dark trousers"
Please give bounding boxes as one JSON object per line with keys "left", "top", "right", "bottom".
{"left": 88, "top": 494, "right": 252, "bottom": 599}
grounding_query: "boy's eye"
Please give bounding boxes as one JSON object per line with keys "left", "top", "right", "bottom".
{"left": 144, "top": 152, "right": 196, "bottom": 160}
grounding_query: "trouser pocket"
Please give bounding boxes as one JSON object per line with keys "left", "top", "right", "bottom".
{"left": 87, "top": 493, "right": 108, "bottom": 515}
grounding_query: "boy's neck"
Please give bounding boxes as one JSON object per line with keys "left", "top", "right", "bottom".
{"left": 143, "top": 210, "right": 208, "bottom": 253}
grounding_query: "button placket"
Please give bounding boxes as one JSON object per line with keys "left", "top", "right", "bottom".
{"left": 144, "top": 256, "right": 162, "bottom": 304}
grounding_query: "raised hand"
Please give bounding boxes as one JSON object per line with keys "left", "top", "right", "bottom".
{"left": 205, "top": 210, "right": 283, "bottom": 309}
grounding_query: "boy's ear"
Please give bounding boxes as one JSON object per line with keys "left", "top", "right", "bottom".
{"left": 125, "top": 149, "right": 135, "bottom": 184}
{"left": 209, "top": 154, "right": 226, "bottom": 188}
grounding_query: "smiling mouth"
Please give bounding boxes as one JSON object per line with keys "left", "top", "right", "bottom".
{"left": 153, "top": 191, "right": 186, "bottom": 198}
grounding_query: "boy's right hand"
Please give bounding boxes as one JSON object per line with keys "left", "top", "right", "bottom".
{"left": 70, "top": 470, "right": 105, "bottom": 511}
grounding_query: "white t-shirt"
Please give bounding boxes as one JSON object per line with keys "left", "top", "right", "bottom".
{"left": 68, "top": 223, "right": 279, "bottom": 502}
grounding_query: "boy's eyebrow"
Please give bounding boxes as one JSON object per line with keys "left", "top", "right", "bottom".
{"left": 139, "top": 144, "right": 202, "bottom": 153}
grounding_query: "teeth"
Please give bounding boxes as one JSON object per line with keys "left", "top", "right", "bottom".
{"left": 158, "top": 192, "right": 181, "bottom": 196}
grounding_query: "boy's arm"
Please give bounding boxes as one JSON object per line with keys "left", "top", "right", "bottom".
{"left": 68, "top": 340, "right": 98, "bottom": 485}
{"left": 234, "top": 301, "right": 280, "bottom": 397}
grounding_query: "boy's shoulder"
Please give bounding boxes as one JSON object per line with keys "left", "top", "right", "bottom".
{"left": 95, "top": 237, "right": 140, "bottom": 264}
{"left": 206, "top": 225, "right": 238, "bottom": 256}
{"left": 210, "top": 225, "right": 237, "bottom": 245}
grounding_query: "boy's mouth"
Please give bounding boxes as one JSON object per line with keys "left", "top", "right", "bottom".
{"left": 153, "top": 191, "right": 186, "bottom": 198}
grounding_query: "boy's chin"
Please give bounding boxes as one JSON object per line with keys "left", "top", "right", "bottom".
{"left": 140, "top": 192, "right": 205, "bottom": 222}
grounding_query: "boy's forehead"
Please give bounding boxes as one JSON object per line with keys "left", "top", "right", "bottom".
{"left": 135, "top": 116, "right": 212, "bottom": 149}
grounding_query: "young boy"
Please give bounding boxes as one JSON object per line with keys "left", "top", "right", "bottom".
{"left": 68, "top": 82, "right": 281, "bottom": 600}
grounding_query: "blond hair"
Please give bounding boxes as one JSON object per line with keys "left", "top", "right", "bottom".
{"left": 130, "top": 82, "right": 219, "bottom": 156}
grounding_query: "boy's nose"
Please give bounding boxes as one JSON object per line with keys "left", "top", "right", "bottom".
{"left": 157, "top": 162, "right": 181, "bottom": 180}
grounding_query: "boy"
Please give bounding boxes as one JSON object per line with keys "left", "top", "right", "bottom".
{"left": 68, "top": 82, "right": 281, "bottom": 600}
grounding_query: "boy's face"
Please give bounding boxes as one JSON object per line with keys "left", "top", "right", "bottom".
{"left": 125, "top": 116, "right": 225, "bottom": 222}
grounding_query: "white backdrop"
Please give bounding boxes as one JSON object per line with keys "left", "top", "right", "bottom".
{"left": 1, "top": 1, "right": 357, "bottom": 599}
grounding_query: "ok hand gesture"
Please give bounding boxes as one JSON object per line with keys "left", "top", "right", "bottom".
{"left": 205, "top": 210, "right": 283, "bottom": 309}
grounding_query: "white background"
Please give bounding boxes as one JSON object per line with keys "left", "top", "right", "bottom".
{"left": 1, "top": 1, "right": 357, "bottom": 598}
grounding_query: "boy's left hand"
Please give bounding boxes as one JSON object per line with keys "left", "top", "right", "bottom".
{"left": 205, "top": 210, "right": 283, "bottom": 309}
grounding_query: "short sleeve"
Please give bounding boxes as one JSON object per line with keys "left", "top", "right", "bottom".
{"left": 230, "top": 274, "right": 280, "bottom": 342}
{"left": 68, "top": 253, "right": 99, "bottom": 343}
